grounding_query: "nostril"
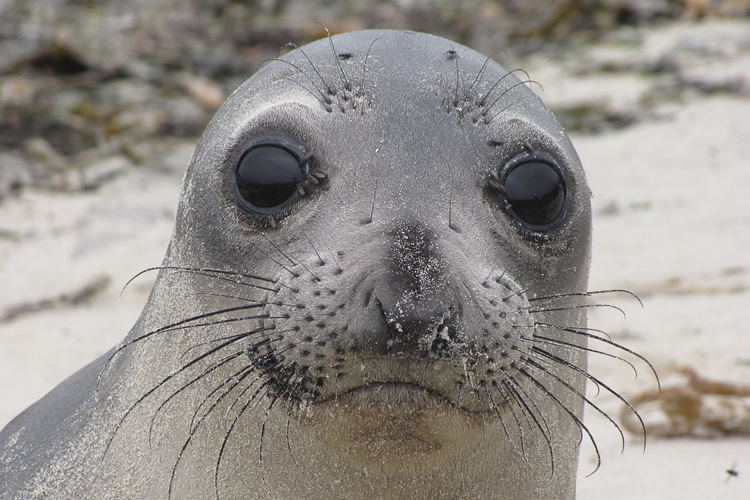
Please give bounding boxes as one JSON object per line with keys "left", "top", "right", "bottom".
{"left": 385, "top": 313, "right": 431, "bottom": 342}
{"left": 379, "top": 298, "right": 460, "bottom": 357}
{"left": 430, "top": 321, "right": 451, "bottom": 355}
{"left": 429, "top": 309, "right": 459, "bottom": 357}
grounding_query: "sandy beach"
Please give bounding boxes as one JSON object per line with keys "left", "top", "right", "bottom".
{"left": 1, "top": 19, "right": 749, "bottom": 498}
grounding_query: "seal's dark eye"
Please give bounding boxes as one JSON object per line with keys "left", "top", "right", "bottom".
{"left": 236, "top": 146, "right": 303, "bottom": 212}
{"left": 503, "top": 161, "right": 565, "bottom": 229}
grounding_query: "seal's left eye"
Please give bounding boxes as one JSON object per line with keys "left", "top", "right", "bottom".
{"left": 236, "top": 146, "right": 303, "bottom": 212}
{"left": 502, "top": 160, "right": 565, "bottom": 230}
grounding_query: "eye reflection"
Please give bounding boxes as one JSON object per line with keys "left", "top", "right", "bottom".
{"left": 236, "top": 146, "right": 303, "bottom": 212}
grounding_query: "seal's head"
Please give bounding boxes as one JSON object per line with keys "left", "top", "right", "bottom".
{"left": 110, "top": 29, "right": 595, "bottom": 499}
{"left": 118, "top": 29, "right": 594, "bottom": 499}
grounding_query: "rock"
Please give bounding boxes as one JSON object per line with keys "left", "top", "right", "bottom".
{"left": 550, "top": 99, "right": 639, "bottom": 134}
{"left": 0, "top": 153, "right": 32, "bottom": 201}
{"left": 0, "top": 76, "right": 35, "bottom": 106}
{"left": 78, "top": 155, "right": 131, "bottom": 190}
{"left": 178, "top": 73, "right": 225, "bottom": 111}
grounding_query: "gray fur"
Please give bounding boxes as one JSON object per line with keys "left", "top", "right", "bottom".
{"left": 0, "top": 30, "right": 618, "bottom": 499}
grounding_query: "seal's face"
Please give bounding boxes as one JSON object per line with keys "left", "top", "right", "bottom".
{"left": 175, "top": 31, "right": 590, "bottom": 407}
{"left": 137, "top": 30, "right": 594, "bottom": 498}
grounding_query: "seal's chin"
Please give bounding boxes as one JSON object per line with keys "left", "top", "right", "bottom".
{"left": 300, "top": 381, "right": 492, "bottom": 461}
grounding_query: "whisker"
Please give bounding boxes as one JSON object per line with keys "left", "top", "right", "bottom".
{"left": 493, "top": 380, "right": 527, "bottom": 453}
{"left": 187, "top": 337, "right": 281, "bottom": 432}
{"left": 190, "top": 292, "right": 266, "bottom": 303}
{"left": 500, "top": 267, "right": 543, "bottom": 300}
{"left": 319, "top": 23, "right": 352, "bottom": 92}
{"left": 365, "top": 179, "right": 378, "bottom": 224}
{"left": 481, "top": 267, "right": 497, "bottom": 287}
{"left": 285, "top": 406, "right": 297, "bottom": 465}
{"left": 98, "top": 306, "right": 272, "bottom": 389}
{"left": 532, "top": 346, "right": 647, "bottom": 451}
{"left": 358, "top": 37, "right": 381, "bottom": 96}
{"left": 254, "top": 233, "right": 313, "bottom": 279}
{"left": 104, "top": 330, "right": 270, "bottom": 459}
{"left": 528, "top": 303, "right": 627, "bottom": 319}
{"left": 214, "top": 382, "right": 273, "bottom": 500}
{"left": 525, "top": 355, "right": 626, "bottom": 453}
{"left": 121, "top": 266, "right": 277, "bottom": 295}
{"left": 483, "top": 78, "right": 539, "bottom": 116}
{"left": 193, "top": 367, "right": 264, "bottom": 433}
{"left": 226, "top": 344, "right": 296, "bottom": 418}
{"left": 476, "top": 68, "right": 528, "bottom": 107}
{"left": 188, "top": 365, "right": 256, "bottom": 433}
{"left": 532, "top": 334, "right": 639, "bottom": 379}
{"left": 285, "top": 42, "right": 334, "bottom": 96}
{"left": 262, "top": 55, "right": 332, "bottom": 105}
{"left": 518, "top": 342, "right": 601, "bottom": 396}
{"left": 148, "top": 351, "right": 246, "bottom": 446}
{"left": 529, "top": 289, "right": 643, "bottom": 307}
{"left": 515, "top": 367, "right": 602, "bottom": 475}
{"left": 500, "top": 374, "right": 555, "bottom": 475}
{"left": 497, "top": 379, "right": 528, "bottom": 461}
{"left": 535, "top": 322, "right": 660, "bottom": 389}
{"left": 535, "top": 321, "right": 613, "bottom": 341}
{"left": 304, "top": 232, "right": 325, "bottom": 266}
{"left": 277, "top": 76, "right": 334, "bottom": 112}
{"left": 259, "top": 232, "right": 320, "bottom": 282}
{"left": 179, "top": 321, "right": 283, "bottom": 361}
{"left": 259, "top": 395, "right": 279, "bottom": 498}
{"left": 490, "top": 264, "right": 512, "bottom": 286}
{"left": 257, "top": 370, "right": 298, "bottom": 496}
{"left": 448, "top": 44, "right": 460, "bottom": 108}
{"left": 486, "top": 97, "right": 528, "bottom": 123}
{"left": 321, "top": 241, "right": 342, "bottom": 273}
{"left": 464, "top": 51, "right": 499, "bottom": 105}
{"left": 171, "top": 269, "right": 287, "bottom": 293}
{"left": 484, "top": 386, "right": 512, "bottom": 443}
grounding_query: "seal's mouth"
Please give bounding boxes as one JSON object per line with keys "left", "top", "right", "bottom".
{"left": 311, "top": 380, "right": 492, "bottom": 424}
{"left": 313, "top": 371, "right": 496, "bottom": 417}
{"left": 329, "top": 381, "right": 456, "bottom": 411}
{"left": 262, "top": 348, "right": 518, "bottom": 415}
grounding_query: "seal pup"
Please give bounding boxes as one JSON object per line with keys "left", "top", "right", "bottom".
{"left": 0, "top": 30, "right": 651, "bottom": 499}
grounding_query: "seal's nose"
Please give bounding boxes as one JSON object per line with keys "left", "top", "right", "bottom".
{"left": 366, "top": 220, "right": 462, "bottom": 357}
{"left": 377, "top": 296, "right": 460, "bottom": 358}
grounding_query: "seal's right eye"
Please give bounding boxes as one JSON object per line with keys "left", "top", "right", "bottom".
{"left": 236, "top": 146, "right": 304, "bottom": 213}
{"left": 501, "top": 159, "right": 566, "bottom": 231}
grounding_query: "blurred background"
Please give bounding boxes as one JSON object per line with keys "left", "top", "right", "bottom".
{"left": 1, "top": 0, "right": 749, "bottom": 195}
